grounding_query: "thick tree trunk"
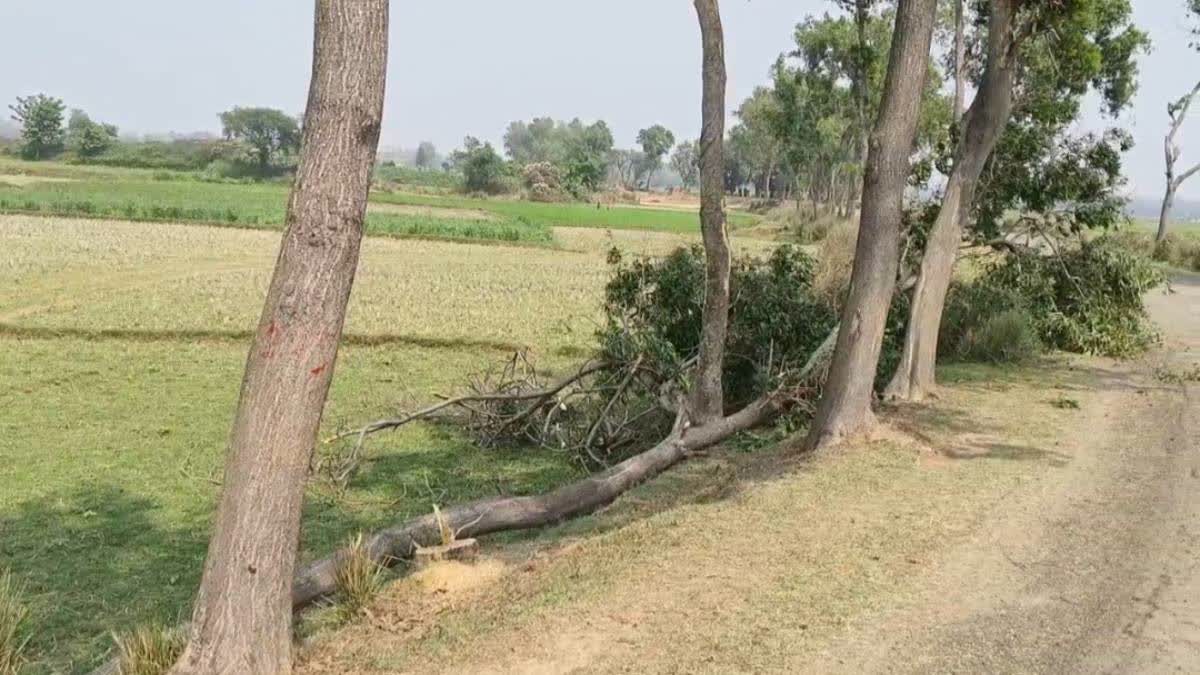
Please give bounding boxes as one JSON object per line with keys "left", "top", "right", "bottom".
{"left": 803, "top": 0, "right": 938, "bottom": 451}
{"left": 170, "top": 2, "right": 388, "bottom": 673}
{"left": 884, "top": 0, "right": 1020, "bottom": 402}
{"left": 689, "top": 0, "right": 732, "bottom": 425}
{"left": 953, "top": 0, "right": 966, "bottom": 123}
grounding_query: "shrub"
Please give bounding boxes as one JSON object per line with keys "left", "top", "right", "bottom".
{"left": 0, "top": 570, "right": 30, "bottom": 675}
{"left": 522, "top": 162, "right": 569, "bottom": 202}
{"left": 602, "top": 245, "right": 837, "bottom": 410}
{"left": 946, "top": 236, "right": 1164, "bottom": 359}
{"left": 1153, "top": 232, "right": 1200, "bottom": 272}
{"left": 112, "top": 624, "right": 185, "bottom": 675}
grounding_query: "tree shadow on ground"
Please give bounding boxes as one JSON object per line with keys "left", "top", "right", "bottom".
{"left": 0, "top": 484, "right": 208, "bottom": 673}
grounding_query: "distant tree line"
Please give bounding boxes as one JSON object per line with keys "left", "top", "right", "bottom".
{"left": 5, "top": 96, "right": 301, "bottom": 179}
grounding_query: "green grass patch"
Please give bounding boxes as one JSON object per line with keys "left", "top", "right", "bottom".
{"left": 0, "top": 178, "right": 552, "bottom": 245}
{"left": 373, "top": 191, "right": 758, "bottom": 233}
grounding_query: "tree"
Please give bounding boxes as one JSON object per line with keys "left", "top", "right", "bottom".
{"left": 637, "top": 124, "right": 676, "bottom": 189}
{"left": 885, "top": 0, "right": 1149, "bottom": 401}
{"left": 670, "top": 140, "right": 700, "bottom": 190}
{"left": 9, "top": 94, "right": 65, "bottom": 160}
{"left": 415, "top": 141, "right": 438, "bottom": 170}
{"left": 170, "top": 1, "right": 388, "bottom": 672}
{"left": 1158, "top": 1, "right": 1200, "bottom": 242}
{"left": 454, "top": 137, "right": 509, "bottom": 194}
{"left": 66, "top": 109, "right": 117, "bottom": 158}
{"left": 689, "top": 0, "right": 732, "bottom": 425}
{"left": 729, "top": 87, "right": 782, "bottom": 197}
{"left": 804, "top": 0, "right": 938, "bottom": 450}
{"left": 218, "top": 106, "right": 300, "bottom": 172}
{"left": 562, "top": 119, "right": 614, "bottom": 194}
{"left": 608, "top": 148, "right": 643, "bottom": 189}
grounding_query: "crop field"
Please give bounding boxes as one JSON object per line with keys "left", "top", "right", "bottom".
{"left": 0, "top": 160, "right": 756, "bottom": 249}
{"left": 0, "top": 176, "right": 554, "bottom": 245}
{"left": 371, "top": 191, "right": 760, "bottom": 232}
{"left": 0, "top": 211, "right": 774, "bottom": 672}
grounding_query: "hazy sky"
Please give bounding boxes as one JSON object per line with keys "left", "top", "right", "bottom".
{"left": 0, "top": 1, "right": 1194, "bottom": 199}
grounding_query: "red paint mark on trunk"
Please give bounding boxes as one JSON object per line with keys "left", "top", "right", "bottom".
{"left": 310, "top": 364, "right": 326, "bottom": 376}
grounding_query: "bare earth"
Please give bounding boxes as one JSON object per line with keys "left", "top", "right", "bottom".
{"left": 299, "top": 275, "right": 1200, "bottom": 674}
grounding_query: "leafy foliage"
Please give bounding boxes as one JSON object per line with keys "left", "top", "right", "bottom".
{"left": 670, "top": 140, "right": 700, "bottom": 190}
{"left": 9, "top": 94, "right": 65, "bottom": 160}
{"left": 218, "top": 106, "right": 300, "bottom": 172}
{"left": 452, "top": 137, "right": 513, "bottom": 195}
{"left": 503, "top": 117, "right": 613, "bottom": 195}
{"left": 66, "top": 109, "right": 118, "bottom": 159}
{"left": 602, "top": 245, "right": 836, "bottom": 410}
{"left": 943, "top": 237, "right": 1164, "bottom": 359}
{"left": 636, "top": 125, "right": 676, "bottom": 188}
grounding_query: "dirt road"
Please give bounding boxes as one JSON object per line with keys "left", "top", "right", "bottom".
{"left": 811, "top": 275, "right": 1200, "bottom": 674}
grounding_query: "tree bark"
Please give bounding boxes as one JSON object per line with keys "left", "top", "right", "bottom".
{"left": 953, "top": 0, "right": 966, "bottom": 123}
{"left": 688, "top": 0, "right": 732, "bottom": 425}
{"left": 884, "top": 0, "right": 1020, "bottom": 402}
{"left": 170, "top": 2, "right": 388, "bottom": 673}
{"left": 803, "top": 0, "right": 938, "bottom": 451}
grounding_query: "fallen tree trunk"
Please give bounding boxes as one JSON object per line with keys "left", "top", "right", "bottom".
{"left": 292, "top": 392, "right": 781, "bottom": 608}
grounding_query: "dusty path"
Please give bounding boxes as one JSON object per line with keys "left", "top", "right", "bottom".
{"left": 300, "top": 275, "right": 1200, "bottom": 675}
{"left": 810, "top": 275, "right": 1200, "bottom": 674}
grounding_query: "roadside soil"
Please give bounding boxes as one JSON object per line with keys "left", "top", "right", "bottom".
{"left": 298, "top": 274, "right": 1200, "bottom": 675}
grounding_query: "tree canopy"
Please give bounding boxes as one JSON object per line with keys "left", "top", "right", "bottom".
{"left": 218, "top": 106, "right": 300, "bottom": 171}
{"left": 9, "top": 94, "right": 65, "bottom": 160}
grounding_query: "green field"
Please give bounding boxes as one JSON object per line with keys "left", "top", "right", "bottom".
{"left": 375, "top": 191, "right": 758, "bottom": 232}
{"left": 0, "top": 176, "right": 554, "bottom": 245}
{"left": 0, "top": 159, "right": 752, "bottom": 247}
{"left": 0, "top": 215, "right": 645, "bottom": 672}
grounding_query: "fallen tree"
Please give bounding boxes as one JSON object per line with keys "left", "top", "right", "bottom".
{"left": 295, "top": 391, "right": 783, "bottom": 608}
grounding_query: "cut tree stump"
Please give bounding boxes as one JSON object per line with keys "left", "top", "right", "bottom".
{"left": 413, "top": 538, "right": 479, "bottom": 568}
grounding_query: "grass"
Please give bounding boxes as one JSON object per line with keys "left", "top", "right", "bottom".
{"left": 0, "top": 178, "right": 553, "bottom": 245}
{"left": 111, "top": 623, "right": 185, "bottom": 675}
{"left": 0, "top": 215, "right": 611, "bottom": 673}
{"left": 0, "top": 158, "right": 762, "bottom": 243}
{"left": 333, "top": 534, "right": 386, "bottom": 621}
{"left": 0, "top": 570, "right": 31, "bottom": 675}
{"left": 372, "top": 191, "right": 759, "bottom": 233}
{"left": 294, "top": 357, "right": 1089, "bottom": 674}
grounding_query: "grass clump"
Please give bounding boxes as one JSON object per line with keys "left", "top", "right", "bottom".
{"left": 334, "top": 534, "right": 386, "bottom": 620}
{"left": 0, "top": 571, "right": 31, "bottom": 675}
{"left": 961, "top": 308, "right": 1042, "bottom": 364}
{"left": 112, "top": 623, "right": 185, "bottom": 675}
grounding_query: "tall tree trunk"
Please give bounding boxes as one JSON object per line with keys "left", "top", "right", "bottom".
{"left": 884, "top": 0, "right": 1020, "bottom": 402}
{"left": 1159, "top": 182, "right": 1177, "bottom": 244}
{"left": 689, "top": 0, "right": 732, "bottom": 424}
{"left": 853, "top": 0, "right": 872, "bottom": 213}
{"left": 953, "top": 0, "right": 966, "bottom": 123}
{"left": 170, "top": 2, "right": 388, "bottom": 672}
{"left": 1159, "top": 80, "right": 1200, "bottom": 243}
{"left": 803, "top": 0, "right": 938, "bottom": 451}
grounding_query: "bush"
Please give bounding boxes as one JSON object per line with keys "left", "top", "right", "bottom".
{"left": 522, "top": 162, "right": 570, "bottom": 202}
{"left": 602, "top": 245, "right": 837, "bottom": 410}
{"left": 1153, "top": 232, "right": 1200, "bottom": 272}
{"left": 944, "top": 236, "right": 1164, "bottom": 359}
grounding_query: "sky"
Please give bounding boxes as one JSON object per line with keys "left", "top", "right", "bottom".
{"left": 0, "top": 1, "right": 1195, "bottom": 200}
